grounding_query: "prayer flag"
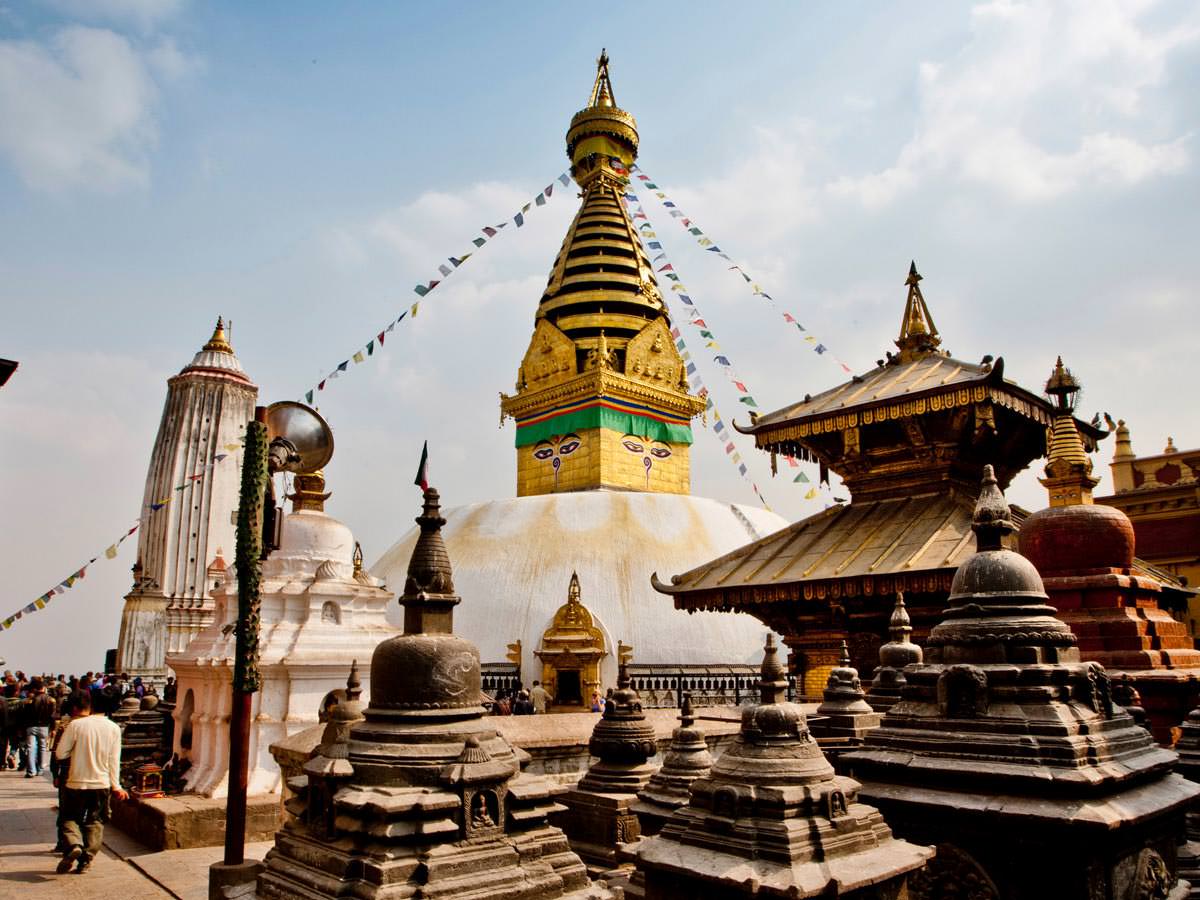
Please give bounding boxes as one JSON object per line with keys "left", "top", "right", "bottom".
{"left": 689, "top": 228, "right": 702, "bottom": 235}
{"left": 411, "top": 302, "right": 420, "bottom": 317}
{"left": 804, "top": 488, "right": 818, "bottom": 500}
{"left": 648, "top": 241, "right": 662, "bottom": 250}
{"left": 472, "top": 237, "right": 486, "bottom": 247}
{"left": 797, "top": 472, "right": 810, "bottom": 483}
{"left": 544, "top": 184, "right": 553, "bottom": 197}
{"left": 725, "top": 442, "right": 735, "bottom": 454}
{"left": 693, "top": 318, "right": 707, "bottom": 326}
{"left": 35, "top": 599, "right": 45, "bottom": 610}
{"left": 414, "top": 440, "right": 430, "bottom": 491}
{"left": 814, "top": 344, "right": 828, "bottom": 354}
{"left": 367, "top": 340, "right": 374, "bottom": 356}
{"left": 482, "top": 226, "right": 497, "bottom": 237}
{"left": 644, "top": 183, "right": 657, "bottom": 189}
{"left": 378, "top": 331, "right": 385, "bottom": 345}
{"left": 663, "top": 201, "right": 676, "bottom": 208}
{"left": 738, "top": 397, "right": 759, "bottom": 408}
{"left": 175, "top": 484, "right": 187, "bottom": 492}
{"left": 215, "top": 453, "right": 228, "bottom": 462}
{"left": 698, "top": 238, "right": 713, "bottom": 247}
{"left": 699, "top": 330, "right": 714, "bottom": 339}
{"left": 318, "top": 380, "right": 326, "bottom": 392}
{"left": 190, "top": 473, "right": 204, "bottom": 482}
{"left": 414, "top": 284, "right": 430, "bottom": 297}
{"left": 734, "top": 381, "right": 747, "bottom": 392}
{"left": 558, "top": 173, "right": 570, "bottom": 186}
{"left": 514, "top": 212, "right": 524, "bottom": 227}
{"left": 305, "top": 390, "right": 313, "bottom": 405}
{"left": 840, "top": 362, "right": 853, "bottom": 373}
{"left": 738, "top": 463, "right": 748, "bottom": 475}
{"left": 338, "top": 361, "right": 349, "bottom": 372}
{"left": 714, "top": 356, "right": 732, "bottom": 367}
{"left": 353, "top": 351, "right": 365, "bottom": 364}
{"left": 657, "top": 263, "right": 674, "bottom": 272}
{"left": 438, "top": 264, "right": 451, "bottom": 277}
{"left": 535, "top": 193, "right": 546, "bottom": 207}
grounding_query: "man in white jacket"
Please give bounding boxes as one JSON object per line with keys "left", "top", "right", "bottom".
{"left": 53, "top": 689, "right": 127, "bottom": 875}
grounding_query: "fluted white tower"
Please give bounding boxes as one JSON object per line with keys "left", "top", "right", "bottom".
{"left": 115, "top": 319, "right": 257, "bottom": 681}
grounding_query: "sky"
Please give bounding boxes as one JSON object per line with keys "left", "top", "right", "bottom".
{"left": 1, "top": 0, "right": 1198, "bottom": 674}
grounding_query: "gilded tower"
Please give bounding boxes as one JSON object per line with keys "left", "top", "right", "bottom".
{"left": 500, "top": 52, "right": 706, "bottom": 496}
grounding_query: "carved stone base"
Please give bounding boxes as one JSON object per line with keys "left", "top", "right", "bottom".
{"left": 559, "top": 789, "right": 642, "bottom": 876}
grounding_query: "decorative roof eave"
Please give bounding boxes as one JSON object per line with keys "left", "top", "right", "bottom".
{"left": 653, "top": 568, "right": 959, "bottom": 612}
{"left": 500, "top": 369, "right": 706, "bottom": 423}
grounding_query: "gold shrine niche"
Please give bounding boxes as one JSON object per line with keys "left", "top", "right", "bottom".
{"left": 535, "top": 572, "right": 607, "bottom": 709}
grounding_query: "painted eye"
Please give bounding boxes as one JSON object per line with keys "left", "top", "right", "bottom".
{"left": 650, "top": 446, "right": 672, "bottom": 459}
{"left": 622, "top": 440, "right": 643, "bottom": 453}
{"left": 559, "top": 439, "right": 581, "bottom": 455}
{"left": 533, "top": 446, "right": 555, "bottom": 460}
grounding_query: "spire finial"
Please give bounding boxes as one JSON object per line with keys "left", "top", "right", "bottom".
{"left": 680, "top": 693, "right": 695, "bottom": 728}
{"left": 589, "top": 48, "right": 615, "bottom": 108}
{"left": 1041, "top": 357, "right": 1097, "bottom": 506}
{"left": 203, "top": 316, "right": 233, "bottom": 354}
{"left": 894, "top": 261, "right": 943, "bottom": 362}
{"left": 973, "top": 465, "right": 1015, "bottom": 551}
{"left": 346, "top": 660, "right": 361, "bottom": 702}
{"left": 838, "top": 640, "right": 851, "bottom": 668}
{"left": 759, "top": 634, "right": 788, "bottom": 705}
{"left": 889, "top": 592, "right": 912, "bottom": 641}
{"left": 399, "top": 487, "right": 460, "bottom": 635}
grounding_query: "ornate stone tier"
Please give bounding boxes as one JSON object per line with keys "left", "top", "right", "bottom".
{"left": 257, "top": 489, "right": 601, "bottom": 900}
{"left": 809, "top": 641, "right": 880, "bottom": 749}
{"left": 845, "top": 466, "right": 1198, "bottom": 898}
{"left": 629, "top": 635, "right": 931, "bottom": 899}
{"left": 1175, "top": 708, "right": 1200, "bottom": 899}
{"left": 867, "top": 593, "right": 922, "bottom": 714}
{"left": 631, "top": 695, "right": 714, "bottom": 836}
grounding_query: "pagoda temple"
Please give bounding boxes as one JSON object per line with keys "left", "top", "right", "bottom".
{"left": 653, "top": 264, "right": 1104, "bottom": 693}
{"left": 372, "top": 53, "right": 785, "bottom": 699}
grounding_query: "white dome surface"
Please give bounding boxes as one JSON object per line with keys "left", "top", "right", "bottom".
{"left": 371, "top": 491, "right": 788, "bottom": 686}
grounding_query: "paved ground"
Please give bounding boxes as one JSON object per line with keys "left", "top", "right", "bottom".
{"left": 0, "top": 767, "right": 271, "bottom": 899}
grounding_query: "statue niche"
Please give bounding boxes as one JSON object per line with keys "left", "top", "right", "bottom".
{"left": 515, "top": 319, "right": 576, "bottom": 391}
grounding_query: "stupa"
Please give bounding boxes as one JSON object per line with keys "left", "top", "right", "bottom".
{"left": 372, "top": 52, "right": 786, "bottom": 697}
{"left": 116, "top": 318, "right": 257, "bottom": 682}
{"left": 629, "top": 635, "right": 932, "bottom": 898}
{"left": 258, "top": 488, "right": 604, "bottom": 900}
{"left": 865, "top": 593, "right": 922, "bottom": 714}
{"left": 631, "top": 695, "right": 714, "bottom": 836}
{"left": 1174, "top": 708, "right": 1200, "bottom": 897}
{"left": 1019, "top": 358, "right": 1200, "bottom": 743}
{"left": 560, "top": 657, "right": 660, "bottom": 873}
{"left": 169, "top": 470, "right": 396, "bottom": 797}
{"left": 845, "top": 466, "right": 1198, "bottom": 897}
{"left": 808, "top": 640, "right": 880, "bottom": 748}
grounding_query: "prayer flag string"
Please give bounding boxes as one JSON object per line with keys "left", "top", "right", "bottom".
{"left": 303, "top": 172, "right": 572, "bottom": 405}
{"left": 624, "top": 189, "right": 825, "bottom": 500}
{"left": 624, "top": 161, "right": 856, "bottom": 376}
{"left": 0, "top": 449, "right": 240, "bottom": 634}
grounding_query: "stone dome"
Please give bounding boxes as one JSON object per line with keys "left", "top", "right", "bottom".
{"left": 947, "top": 547, "right": 1048, "bottom": 604}
{"left": 264, "top": 509, "right": 355, "bottom": 581}
{"left": 1018, "top": 502, "right": 1135, "bottom": 576}
{"left": 371, "top": 491, "right": 787, "bottom": 686}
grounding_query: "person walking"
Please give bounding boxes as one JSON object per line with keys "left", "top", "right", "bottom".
{"left": 53, "top": 689, "right": 126, "bottom": 875}
{"left": 24, "top": 677, "right": 56, "bottom": 778}
{"left": 530, "top": 680, "right": 552, "bottom": 714}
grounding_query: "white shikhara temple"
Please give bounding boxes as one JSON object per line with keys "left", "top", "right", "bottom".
{"left": 115, "top": 319, "right": 257, "bottom": 681}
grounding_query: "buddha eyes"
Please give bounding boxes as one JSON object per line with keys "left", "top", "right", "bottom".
{"left": 559, "top": 436, "right": 581, "bottom": 455}
{"left": 650, "top": 447, "right": 672, "bottom": 459}
{"left": 622, "top": 439, "right": 644, "bottom": 453}
{"left": 533, "top": 445, "right": 555, "bottom": 460}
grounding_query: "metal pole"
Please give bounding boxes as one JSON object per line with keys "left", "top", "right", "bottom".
{"left": 224, "top": 406, "right": 268, "bottom": 867}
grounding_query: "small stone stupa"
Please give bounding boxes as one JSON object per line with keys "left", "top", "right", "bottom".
{"left": 560, "top": 656, "right": 660, "bottom": 873}
{"left": 1176, "top": 708, "right": 1200, "bottom": 897}
{"left": 630, "top": 635, "right": 932, "bottom": 899}
{"left": 809, "top": 640, "right": 881, "bottom": 748}
{"left": 631, "top": 695, "right": 714, "bottom": 836}
{"left": 846, "top": 465, "right": 1198, "bottom": 898}
{"left": 866, "top": 593, "right": 922, "bottom": 714}
{"left": 258, "top": 488, "right": 600, "bottom": 900}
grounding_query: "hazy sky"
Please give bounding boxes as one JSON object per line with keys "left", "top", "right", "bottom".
{"left": 2, "top": 1, "right": 1198, "bottom": 674}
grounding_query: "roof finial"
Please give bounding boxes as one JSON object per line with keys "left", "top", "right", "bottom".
{"left": 973, "top": 464, "right": 1015, "bottom": 551}
{"left": 203, "top": 316, "right": 233, "bottom": 354}
{"left": 894, "top": 261, "right": 944, "bottom": 363}
{"left": 346, "top": 660, "right": 361, "bottom": 702}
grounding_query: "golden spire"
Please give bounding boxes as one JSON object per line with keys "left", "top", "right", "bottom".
{"left": 288, "top": 470, "right": 331, "bottom": 512}
{"left": 1040, "top": 357, "right": 1098, "bottom": 507}
{"left": 203, "top": 316, "right": 233, "bottom": 354}
{"left": 894, "top": 262, "right": 944, "bottom": 363}
{"left": 566, "top": 50, "right": 639, "bottom": 175}
{"left": 588, "top": 49, "right": 616, "bottom": 108}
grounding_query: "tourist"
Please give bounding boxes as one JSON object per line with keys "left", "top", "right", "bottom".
{"left": 530, "top": 680, "right": 552, "bottom": 714}
{"left": 25, "top": 676, "right": 57, "bottom": 778}
{"left": 50, "top": 693, "right": 87, "bottom": 854}
{"left": 513, "top": 687, "right": 533, "bottom": 715}
{"left": 54, "top": 688, "right": 127, "bottom": 875}
{"left": 492, "top": 689, "right": 512, "bottom": 716}
{"left": 590, "top": 690, "right": 603, "bottom": 713}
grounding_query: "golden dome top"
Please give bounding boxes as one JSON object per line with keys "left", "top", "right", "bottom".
{"left": 202, "top": 317, "right": 234, "bottom": 354}
{"left": 894, "top": 262, "right": 945, "bottom": 363}
{"left": 567, "top": 50, "right": 639, "bottom": 173}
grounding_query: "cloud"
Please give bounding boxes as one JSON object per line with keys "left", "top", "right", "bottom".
{"left": 41, "top": 0, "right": 186, "bottom": 32}
{"left": 830, "top": 0, "right": 1198, "bottom": 207}
{"left": 0, "top": 25, "right": 198, "bottom": 192}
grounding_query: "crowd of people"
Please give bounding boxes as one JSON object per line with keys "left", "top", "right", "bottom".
{"left": 489, "top": 680, "right": 612, "bottom": 715}
{"left": 1, "top": 668, "right": 168, "bottom": 875}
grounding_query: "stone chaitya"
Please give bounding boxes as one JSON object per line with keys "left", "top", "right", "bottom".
{"left": 560, "top": 659, "right": 659, "bottom": 873}
{"left": 258, "top": 488, "right": 603, "bottom": 900}
{"left": 1176, "top": 708, "right": 1200, "bottom": 897}
{"left": 866, "top": 593, "right": 922, "bottom": 714}
{"left": 631, "top": 695, "right": 714, "bottom": 836}
{"left": 808, "top": 640, "right": 880, "bottom": 749}
{"left": 629, "top": 635, "right": 932, "bottom": 899}
{"left": 845, "top": 465, "right": 1199, "bottom": 899}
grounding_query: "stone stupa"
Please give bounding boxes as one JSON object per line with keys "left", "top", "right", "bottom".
{"left": 258, "top": 487, "right": 604, "bottom": 900}
{"left": 809, "top": 640, "right": 881, "bottom": 749}
{"left": 845, "top": 465, "right": 1198, "bottom": 898}
{"left": 629, "top": 634, "right": 932, "bottom": 898}
{"left": 866, "top": 592, "right": 922, "bottom": 714}
{"left": 631, "top": 694, "right": 714, "bottom": 836}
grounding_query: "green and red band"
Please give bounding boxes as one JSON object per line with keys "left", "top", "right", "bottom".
{"left": 514, "top": 396, "right": 694, "bottom": 447}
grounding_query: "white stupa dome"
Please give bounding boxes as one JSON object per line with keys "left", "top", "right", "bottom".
{"left": 371, "top": 491, "right": 787, "bottom": 687}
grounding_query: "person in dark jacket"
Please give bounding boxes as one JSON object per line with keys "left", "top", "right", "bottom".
{"left": 25, "top": 678, "right": 57, "bottom": 777}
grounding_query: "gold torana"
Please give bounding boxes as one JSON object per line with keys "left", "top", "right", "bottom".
{"left": 501, "top": 51, "right": 705, "bottom": 497}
